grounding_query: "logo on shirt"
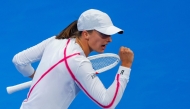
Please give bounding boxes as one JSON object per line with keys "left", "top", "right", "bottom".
{"left": 91, "top": 73, "right": 97, "bottom": 79}
{"left": 120, "top": 70, "right": 124, "bottom": 75}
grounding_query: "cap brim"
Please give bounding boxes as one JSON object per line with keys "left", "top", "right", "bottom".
{"left": 95, "top": 25, "right": 123, "bottom": 35}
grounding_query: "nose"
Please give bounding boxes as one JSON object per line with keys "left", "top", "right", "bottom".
{"left": 107, "top": 36, "right": 112, "bottom": 42}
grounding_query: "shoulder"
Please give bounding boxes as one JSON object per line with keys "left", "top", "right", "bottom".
{"left": 41, "top": 36, "right": 56, "bottom": 42}
{"left": 71, "top": 54, "right": 90, "bottom": 65}
{"left": 67, "top": 54, "right": 92, "bottom": 73}
{"left": 67, "top": 54, "right": 92, "bottom": 69}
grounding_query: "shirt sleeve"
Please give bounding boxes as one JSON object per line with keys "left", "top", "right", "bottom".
{"left": 74, "top": 60, "right": 131, "bottom": 109}
{"left": 12, "top": 36, "right": 55, "bottom": 77}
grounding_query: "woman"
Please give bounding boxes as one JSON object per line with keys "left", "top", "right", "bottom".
{"left": 13, "top": 9, "right": 134, "bottom": 109}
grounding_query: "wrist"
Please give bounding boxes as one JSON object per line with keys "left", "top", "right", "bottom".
{"left": 121, "top": 63, "right": 132, "bottom": 68}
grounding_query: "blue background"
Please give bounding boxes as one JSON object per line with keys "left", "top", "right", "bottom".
{"left": 1, "top": 0, "right": 190, "bottom": 109}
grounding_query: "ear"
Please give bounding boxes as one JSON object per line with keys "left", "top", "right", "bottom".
{"left": 82, "top": 31, "right": 90, "bottom": 40}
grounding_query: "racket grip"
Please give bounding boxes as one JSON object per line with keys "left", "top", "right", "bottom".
{"left": 6, "top": 81, "right": 32, "bottom": 94}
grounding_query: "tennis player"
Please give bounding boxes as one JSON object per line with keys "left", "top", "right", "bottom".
{"left": 12, "top": 9, "right": 134, "bottom": 109}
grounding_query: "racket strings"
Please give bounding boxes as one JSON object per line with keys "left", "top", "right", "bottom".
{"left": 90, "top": 57, "right": 119, "bottom": 71}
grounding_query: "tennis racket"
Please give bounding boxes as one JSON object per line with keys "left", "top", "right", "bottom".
{"left": 6, "top": 53, "right": 120, "bottom": 94}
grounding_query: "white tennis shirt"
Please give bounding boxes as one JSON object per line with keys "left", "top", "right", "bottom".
{"left": 12, "top": 36, "right": 131, "bottom": 109}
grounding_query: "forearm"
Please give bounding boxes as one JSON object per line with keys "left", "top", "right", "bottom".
{"left": 76, "top": 63, "right": 131, "bottom": 109}
{"left": 93, "top": 66, "right": 131, "bottom": 108}
{"left": 13, "top": 63, "right": 35, "bottom": 77}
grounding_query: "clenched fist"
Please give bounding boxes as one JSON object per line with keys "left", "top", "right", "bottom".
{"left": 119, "top": 46, "right": 134, "bottom": 68}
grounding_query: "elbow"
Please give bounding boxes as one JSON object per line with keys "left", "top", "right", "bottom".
{"left": 12, "top": 54, "right": 23, "bottom": 66}
{"left": 12, "top": 53, "right": 35, "bottom": 77}
{"left": 12, "top": 54, "right": 17, "bottom": 65}
{"left": 96, "top": 95, "right": 118, "bottom": 109}
{"left": 12, "top": 54, "right": 19, "bottom": 65}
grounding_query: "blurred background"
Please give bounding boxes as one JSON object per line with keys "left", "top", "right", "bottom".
{"left": 0, "top": 0, "right": 190, "bottom": 109}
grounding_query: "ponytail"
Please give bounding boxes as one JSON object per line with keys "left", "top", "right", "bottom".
{"left": 56, "top": 20, "right": 82, "bottom": 39}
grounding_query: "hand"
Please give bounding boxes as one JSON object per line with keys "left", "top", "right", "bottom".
{"left": 119, "top": 46, "right": 134, "bottom": 68}
{"left": 29, "top": 71, "right": 35, "bottom": 79}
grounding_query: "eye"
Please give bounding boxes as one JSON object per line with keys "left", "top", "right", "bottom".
{"left": 94, "top": 30, "right": 110, "bottom": 38}
{"left": 99, "top": 32, "right": 110, "bottom": 38}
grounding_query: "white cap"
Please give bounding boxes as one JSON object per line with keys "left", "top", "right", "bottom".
{"left": 77, "top": 9, "right": 123, "bottom": 35}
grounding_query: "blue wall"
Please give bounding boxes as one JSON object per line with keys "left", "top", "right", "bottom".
{"left": 1, "top": 0, "right": 190, "bottom": 109}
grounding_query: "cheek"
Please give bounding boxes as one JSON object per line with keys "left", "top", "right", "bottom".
{"left": 89, "top": 36, "right": 102, "bottom": 48}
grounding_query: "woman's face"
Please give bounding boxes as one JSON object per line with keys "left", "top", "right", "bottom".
{"left": 87, "top": 30, "right": 112, "bottom": 53}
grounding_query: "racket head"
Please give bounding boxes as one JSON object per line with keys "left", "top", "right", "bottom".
{"left": 88, "top": 53, "right": 120, "bottom": 73}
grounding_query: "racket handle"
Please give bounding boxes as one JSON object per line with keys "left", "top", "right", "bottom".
{"left": 6, "top": 81, "right": 32, "bottom": 94}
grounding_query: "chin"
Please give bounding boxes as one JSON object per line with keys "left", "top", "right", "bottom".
{"left": 96, "top": 50, "right": 104, "bottom": 53}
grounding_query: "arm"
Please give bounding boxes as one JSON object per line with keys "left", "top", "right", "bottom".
{"left": 12, "top": 36, "right": 55, "bottom": 77}
{"left": 75, "top": 61, "right": 130, "bottom": 109}
{"left": 73, "top": 47, "right": 134, "bottom": 108}
{"left": 29, "top": 71, "right": 35, "bottom": 79}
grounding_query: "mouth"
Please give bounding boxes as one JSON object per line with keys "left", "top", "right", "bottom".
{"left": 101, "top": 44, "right": 106, "bottom": 49}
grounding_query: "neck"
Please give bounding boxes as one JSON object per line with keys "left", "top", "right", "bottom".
{"left": 76, "top": 37, "right": 91, "bottom": 57}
